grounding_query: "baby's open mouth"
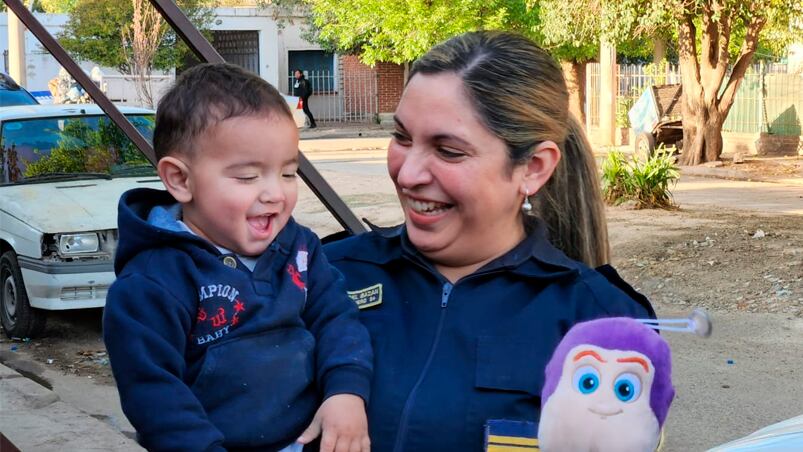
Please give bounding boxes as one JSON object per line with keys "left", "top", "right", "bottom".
{"left": 247, "top": 214, "right": 273, "bottom": 233}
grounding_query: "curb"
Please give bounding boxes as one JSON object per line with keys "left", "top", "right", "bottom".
{"left": 0, "top": 362, "right": 142, "bottom": 451}
{"left": 679, "top": 165, "right": 803, "bottom": 187}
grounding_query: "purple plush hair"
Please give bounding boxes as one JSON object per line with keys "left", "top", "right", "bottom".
{"left": 541, "top": 317, "right": 675, "bottom": 427}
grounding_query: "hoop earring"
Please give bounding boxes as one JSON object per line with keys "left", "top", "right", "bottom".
{"left": 521, "top": 189, "right": 533, "bottom": 213}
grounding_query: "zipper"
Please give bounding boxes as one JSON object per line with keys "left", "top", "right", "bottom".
{"left": 392, "top": 281, "right": 453, "bottom": 452}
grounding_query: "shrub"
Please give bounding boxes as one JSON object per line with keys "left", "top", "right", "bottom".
{"left": 601, "top": 146, "right": 680, "bottom": 209}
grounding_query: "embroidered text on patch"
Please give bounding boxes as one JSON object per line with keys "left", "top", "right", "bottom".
{"left": 347, "top": 283, "right": 383, "bottom": 309}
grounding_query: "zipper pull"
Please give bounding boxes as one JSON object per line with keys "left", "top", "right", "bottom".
{"left": 441, "top": 283, "right": 452, "bottom": 308}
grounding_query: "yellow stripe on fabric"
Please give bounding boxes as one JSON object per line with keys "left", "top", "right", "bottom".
{"left": 487, "top": 444, "right": 540, "bottom": 451}
{"left": 487, "top": 435, "right": 539, "bottom": 446}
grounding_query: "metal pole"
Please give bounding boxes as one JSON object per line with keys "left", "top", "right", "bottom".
{"left": 4, "top": 0, "right": 155, "bottom": 163}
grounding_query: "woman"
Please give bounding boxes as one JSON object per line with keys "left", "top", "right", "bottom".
{"left": 323, "top": 31, "right": 653, "bottom": 451}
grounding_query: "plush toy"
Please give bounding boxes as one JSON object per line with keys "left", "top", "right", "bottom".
{"left": 538, "top": 317, "right": 675, "bottom": 452}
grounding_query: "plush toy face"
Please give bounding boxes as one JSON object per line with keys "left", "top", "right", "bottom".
{"left": 538, "top": 344, "right": 660, "bottom": 452}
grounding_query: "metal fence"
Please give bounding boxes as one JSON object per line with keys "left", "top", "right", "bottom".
{"left": 288, "top": 70, "right": 378, "bottom": 123}
{"left": 586, "top": 62, "right": 802, "bottom": 136}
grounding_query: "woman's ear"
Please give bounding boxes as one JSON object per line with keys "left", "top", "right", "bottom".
{"left": 521, "top": 140, "right": 561, "bottom": 196}
{"left": 157, "top": 156, "right": 193, "bottom": 203}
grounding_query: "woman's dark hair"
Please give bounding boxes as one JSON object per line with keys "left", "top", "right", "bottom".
{"left": 409, "top": 31, "right": 609, "bottom": 267}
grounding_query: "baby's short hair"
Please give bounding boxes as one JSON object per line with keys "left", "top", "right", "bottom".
{"left": 153, "top": 63, "right": 292, "bottom": 160}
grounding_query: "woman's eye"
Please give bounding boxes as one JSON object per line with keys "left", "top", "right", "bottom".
{"left": 391, "top": 131, "right": 411, "bottom": 144}
{"left": 437, "top": 147, "right": 464, "bottom": 159}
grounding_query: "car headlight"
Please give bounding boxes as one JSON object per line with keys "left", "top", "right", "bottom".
{"left": 58, "top": 233, "right": 100, "bottom": 254}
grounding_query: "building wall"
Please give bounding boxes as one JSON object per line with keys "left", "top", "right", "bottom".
{"left": 339, "top": 55, "right": 404, "bottom": 114}
{"left": 375, "top": 61, "right": 404, "bottom": 113}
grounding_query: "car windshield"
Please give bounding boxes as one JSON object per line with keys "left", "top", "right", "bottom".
{"left": 0, "top": 114, "right": 155, "bottom": 184}
{"left": 0, "top": 89, "right": 38, "bottom": 106}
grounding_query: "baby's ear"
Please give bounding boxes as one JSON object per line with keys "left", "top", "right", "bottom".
{"left": 157, "top": 156, "right": 193, "bottom": 203}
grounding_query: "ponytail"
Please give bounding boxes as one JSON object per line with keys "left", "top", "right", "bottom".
{"left": 532, "top": 115, "right": 609, "bottom": 267}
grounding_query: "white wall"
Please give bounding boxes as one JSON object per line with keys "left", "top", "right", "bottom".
{"left": 0, "top": 8, "right": 322, "bottom": 98}
{"left": 789, "top": 43, "right": 803, "bottom": 75}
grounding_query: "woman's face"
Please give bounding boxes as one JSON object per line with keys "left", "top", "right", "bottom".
{"left": 388, "top": 72, "right": 528, "bottom": 271}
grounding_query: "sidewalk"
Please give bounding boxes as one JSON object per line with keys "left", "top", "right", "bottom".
{"left": 0, "top": 361, "right": 141, "bottom": 451}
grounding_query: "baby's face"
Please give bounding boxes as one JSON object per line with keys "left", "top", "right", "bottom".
{"left": 181, "top": 113, "right": 300, "bottom": 256}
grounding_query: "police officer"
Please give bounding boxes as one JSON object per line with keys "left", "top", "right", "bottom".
{"left": 324, "top": 31, "right": 654, "bottom": 452}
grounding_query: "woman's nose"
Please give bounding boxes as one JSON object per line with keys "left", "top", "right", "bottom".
{"left": 393, "top": 149, "right": 432, "bottom": 188}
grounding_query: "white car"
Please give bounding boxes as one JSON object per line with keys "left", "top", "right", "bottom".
{"left": 283, "top": 94, "right": 308, "bottom": 128}
{"left": 0, "top": 104, "right": 160, "bottom": 338}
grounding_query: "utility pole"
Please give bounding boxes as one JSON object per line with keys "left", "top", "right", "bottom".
{"left": 599, "top": 40, "right": 617, "bottom": 146}
{"left": 8, "top": 7, "right": 27, "bottom": 86}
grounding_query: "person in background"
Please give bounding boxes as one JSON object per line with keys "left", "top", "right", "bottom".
{"left": 294, "top": 68, "right": 317, "bottom": 128}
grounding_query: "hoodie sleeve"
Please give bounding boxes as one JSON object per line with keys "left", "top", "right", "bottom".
{"left": 103, "top": 273, "right": 226, "bottom": 452}
{"left": 300, "top": 234, "right": 373, "bottom": 403}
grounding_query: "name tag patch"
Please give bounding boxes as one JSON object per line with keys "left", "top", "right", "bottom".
{"left": 485, "top": 419, "right": 539, "bottom": 451}
{"left": 347, "top": 283, "right": 383, "bottom": 309}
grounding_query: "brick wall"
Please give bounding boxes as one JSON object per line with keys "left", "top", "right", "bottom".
{"left": 375, "top": 62, "right": 405, "bottom": 113}
{"left": 339, "top": 55, "right": 404, "bottom": 114}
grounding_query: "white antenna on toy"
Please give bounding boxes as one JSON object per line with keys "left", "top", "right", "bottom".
{"left": 637, "top": 308, "right": 712, "bottom": 337}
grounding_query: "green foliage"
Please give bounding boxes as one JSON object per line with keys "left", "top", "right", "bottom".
{"left": 601, "top": 150, "right": 632, "bottom": 205}
{"left": 601, "top": 146, "right": 679, "bottom": 209}
{"left": 58, "top": 0, "right": 212, "bottom": 73}
{"left": 24, "top": 118, "right": 151, "bottom": 177}
{"left": 301, "top": 0, "right": 539, "bottom": 65}
{"left": 38, "top": 0, "right": 78, "bottom": 13}
{"left": 616, "top": 96, "right": 635, "bottom": 128}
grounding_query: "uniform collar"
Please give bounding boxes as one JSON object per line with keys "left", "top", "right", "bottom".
{"left": 358, "top": 220, "right": 582, "bottom": 280}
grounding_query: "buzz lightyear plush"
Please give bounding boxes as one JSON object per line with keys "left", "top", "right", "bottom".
{"left": 538, "top": 317, "right": 675, "bottom": 452}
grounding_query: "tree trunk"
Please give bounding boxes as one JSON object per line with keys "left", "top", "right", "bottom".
{"left": 679, "top": 97, "right": 724, "bottom": 165}
{"left": 652, "top": 37, "right": 667, "bottom": 64}
{"left": 561, "top": 60, "right": 586, "bottom": 125}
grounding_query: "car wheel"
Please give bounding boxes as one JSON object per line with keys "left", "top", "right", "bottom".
{"left": 0, "top": 250, "right": 46, "bottom": 339}
{"left": 634, "top": 132, "right": 656, "bottom": 160}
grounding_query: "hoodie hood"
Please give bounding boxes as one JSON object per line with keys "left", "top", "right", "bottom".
{"left": 115, "top": 188, "right": 214, "bottom": 274}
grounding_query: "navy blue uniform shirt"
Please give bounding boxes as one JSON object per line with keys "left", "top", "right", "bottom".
{"left": 104, "top": 188, "right": 372, "bottom": 451}
{"left": 324, "top": 223, "right": 653, "bottom": 452}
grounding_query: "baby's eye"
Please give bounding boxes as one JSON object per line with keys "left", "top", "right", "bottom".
{"left": 235, "top": 175, "right": 258, "bottom": 182}
{"left": 282, "top": 172, "right": 297, "bottom": 179}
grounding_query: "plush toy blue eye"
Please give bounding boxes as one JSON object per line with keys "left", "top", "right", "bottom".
{"left": 613, "top": 373, "right": 642, "bottom": 402}
{"left": 572, "top": 366, "right": 600, "bottom": 394}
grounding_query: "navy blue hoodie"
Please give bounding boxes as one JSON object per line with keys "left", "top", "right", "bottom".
{"left": 324, "top": 223, "right": 654, "bottom": 452}
{"left": 104, "top": 188, "right": 372, "bottom": 451}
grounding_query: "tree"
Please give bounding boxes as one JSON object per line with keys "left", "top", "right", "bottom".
{"left": 535, "top": 0, "right": 654, "bottom": 124}
{"left": 611, "top": 0, "right": 802, "bottom": 164}
{"left": 121, "top": 0, "right": 166, "bottom": 107}
{"left": 58, "top": 0, "right": 211, "bottom": 80}
{"left": 303, "top": 0, "right": 539, "bottom": 66}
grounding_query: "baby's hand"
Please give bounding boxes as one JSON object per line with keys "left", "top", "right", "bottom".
{"left": 297, "top": 393, "right": 369, "bottom": 452}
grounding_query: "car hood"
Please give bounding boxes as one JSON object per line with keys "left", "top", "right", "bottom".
{"left": 0, "top": 177, "right": 164, "bottom": 233}
{"left": 708, "top": 414, "right": 803, "bottom": 451}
